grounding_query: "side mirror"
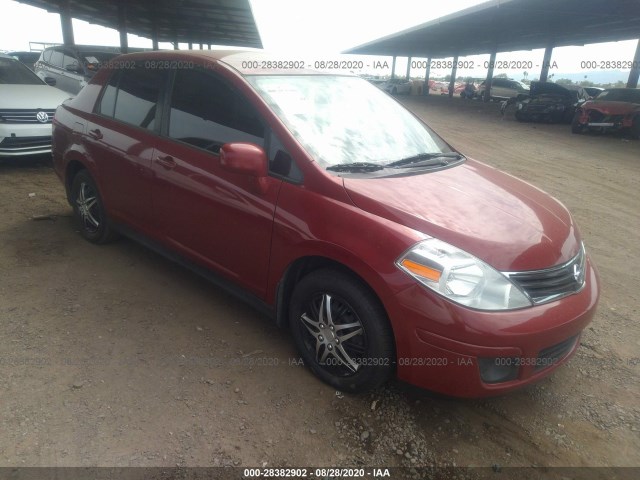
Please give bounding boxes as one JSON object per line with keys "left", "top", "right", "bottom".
{"left": 219, "top": 143, "right": 267, "bottom": 177}
{"left": 44, "top": 76, "right": 57, "bottom": 86}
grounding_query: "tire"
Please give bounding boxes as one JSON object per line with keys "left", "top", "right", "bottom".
{"left": 631, "top": 116, "right": 640, "bottom": 140}
{"left": 392, "top": 87, "right": 397, "bottom": 95}
{"left": 70, "top": 170, "right": 118, "bottom": 244}
{"left": 515, "top": 110, "right": 525, "bottom": 122}
{"left": 289, "top": 269, "right": 395, "bottom": 393}
{"left": 571, "top": 114, "right": 584, "bottom": 134}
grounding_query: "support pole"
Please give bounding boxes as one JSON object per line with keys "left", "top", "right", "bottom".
{"left": 627, "top": 38, "right": 640, "bottom": 88}
{"left": 151, "top": 18, "right": 159, "bottom": 50}
{"left": 59, "top": 0, "right": 75, "bottom": 46}
{"left": 118, "top": 3, "right": 128, "bottom": 54}
{"left": 448, "top": 55, "right": 458, "bottom": 98}
{"left": 391, "top": 55, "right": 396, "bottom": 79}
{"left": 484, "top": 49, "right": 497, "bottom": 102}
{"left": 423, "top": 57, "right": 431, "bottom": 96}
{"left": 539, "top": 43, "right": 554, "bottom": 82}
{"left": 406, "top": 56, "right": 411, "bottom": 79}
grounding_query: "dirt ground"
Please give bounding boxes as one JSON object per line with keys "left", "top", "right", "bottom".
{"left": 0, "top": 95, "right": 638, "bottom": 473}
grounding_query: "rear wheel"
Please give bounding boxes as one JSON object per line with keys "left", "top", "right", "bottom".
{"left": 71, "top": 170, "right": 118, "bottom": 244}
{"left": 631, "top": 115, "right": 640, "bottom": 140}
{"left": 289, "top": 269, "right": 395, "bottom": 393}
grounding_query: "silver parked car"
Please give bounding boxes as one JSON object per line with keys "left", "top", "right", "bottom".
{"left": 476, "top": 78, "right": 529, "bottom": 101}
{"left": 379, "top": 78, "right": 412, "bottom": 95}
{"left": 34, "top": 45, "right": 118, "bottom": 94}
{"left": 0, "top": 54, "right": 71, "bottom": 158}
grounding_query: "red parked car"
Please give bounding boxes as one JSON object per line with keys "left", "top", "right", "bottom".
{"left": 572, "top": 88, "right": 640, "bottom": 138}
{"left": 52, "top": 51, "right": 599, "bottom": 397}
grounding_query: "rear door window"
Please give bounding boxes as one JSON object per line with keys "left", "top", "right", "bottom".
{"left": 113, "top": 67, "right": 166, "bottom": 130}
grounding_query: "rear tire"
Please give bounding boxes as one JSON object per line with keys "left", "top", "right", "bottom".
{"left": 71, "top": 170, "right": 118, "bottom": 244}
{"left": 631, "top": 116, "right": 640, "bottom": 140}
{"left": 289, "top": 269, "right": 395, "bottom": 393}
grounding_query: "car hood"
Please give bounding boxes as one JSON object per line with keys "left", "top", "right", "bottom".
{"left": 0, "top": 84, "right": 71, "bottom": 109}
{"left": 343, "top": 159, "right": 581, "bottom": 272}
{"left": 584, "top": 100, "right": 640, "bottom": 114}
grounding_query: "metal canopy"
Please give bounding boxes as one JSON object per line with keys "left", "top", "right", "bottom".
{"left": 17, "top": 0, "right": 262, "bottom": 48}
{"left": 345, "top": 0, "right": 640, "bottom": 58}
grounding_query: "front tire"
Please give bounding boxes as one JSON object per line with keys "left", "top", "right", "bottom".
{"left": 571, "top": 114, "right": 584, "bottom": 134}
{"left": 289, "top": 269, "right": 395, "bottom": 393}
{"left": 71, "top": 170, "right": 118, "bottom": 244}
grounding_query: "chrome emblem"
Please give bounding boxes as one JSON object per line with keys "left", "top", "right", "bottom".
{"left": 573, "top": 263, "right": 582, "bottom": 282}
{"left": 36, "top": 111, "right": 49, "bottom": 123}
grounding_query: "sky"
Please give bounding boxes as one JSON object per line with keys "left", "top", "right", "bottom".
{"left": 0, "top": 0, "right": 637, "bottom": 82}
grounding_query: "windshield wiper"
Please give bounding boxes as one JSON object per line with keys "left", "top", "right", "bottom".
{"left": 326, "top": 162, "right": 384, "bottom": 173}
{"left": 386, "top": 152, "right": 464, "bottom": 169}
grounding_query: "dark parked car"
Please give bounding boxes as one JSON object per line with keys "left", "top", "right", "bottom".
{"left": 52, "top": 51, "right": 599, "bottom": 397}
{"left": 515, "top": 82, "right": 589, "bottom": 123}
{"left": 7, "top": 51, "right": 41, "bottom": 70}
{"left": 583, "top": 87, "right": 604, "bottom": 99}
{"left": 34, "top": 45, "right": 119, "bottom": 94}
{"left": 572, "top": 88, "right": 640, "bottom": 138}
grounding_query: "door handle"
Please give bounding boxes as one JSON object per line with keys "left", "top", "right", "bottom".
{"left": 156, "top": 155, "right": 176, "bottom": 169}
{"left": 88, "top": 128, "right": 103, "bottom": 140}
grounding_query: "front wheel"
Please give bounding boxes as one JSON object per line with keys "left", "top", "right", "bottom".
{"left": 71, "top": 170, "right": 118, "bottom": 244}
{"left": 571, "top": 114, "right": 584, "bottom": 134}
{"left": 289, "top": 269, "right": 395, "bottom": 393}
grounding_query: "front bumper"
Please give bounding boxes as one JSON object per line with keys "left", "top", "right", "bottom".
{"left": 391, "top": 256, "right": 599, "bottom": 397}
{"left": 0, "top": 123, "right": 53, "bottom": 157}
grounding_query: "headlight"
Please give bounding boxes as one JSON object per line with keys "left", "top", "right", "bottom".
{"left": 396, "top": 238, "right": 532, "bottom": 310}
{"left": 517, "top": 103, "right": 523, "bottom": 110}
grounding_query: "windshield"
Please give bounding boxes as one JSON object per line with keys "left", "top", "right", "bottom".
{"left": 246, "top": 75, "right": 451, "bottom": 168}
{"left": 596, "top": 89, "right": 640, "bottom": 103}
{"left": 0, "top": 57, "right": 44, "bottom": 85}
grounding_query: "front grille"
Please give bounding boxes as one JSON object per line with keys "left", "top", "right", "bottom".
{"left": 588, "top": 111, "right": 624, "bottom": 124}
{"left": 0, "top": 135, "right": 51, "bottom": 149}
{"left": 535, "top": 335, "right": 578, "bottom": 372}
{"left": 505, "top": 245, "right": 586, "bottom": 305}
{"left": 0, "top": 109, "right": 56, "bottom": 124}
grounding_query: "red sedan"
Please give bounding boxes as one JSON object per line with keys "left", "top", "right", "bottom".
{"left": 52, "top": 51, "right": 599, "bottom": 397}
